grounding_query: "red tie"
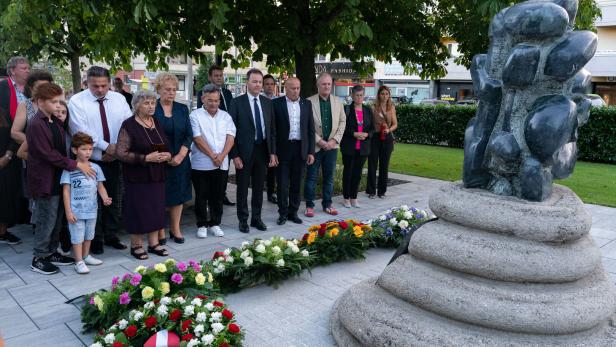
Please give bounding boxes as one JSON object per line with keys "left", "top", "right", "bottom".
{"left": 97, "top": 98, "right": 111, "bottom": 142}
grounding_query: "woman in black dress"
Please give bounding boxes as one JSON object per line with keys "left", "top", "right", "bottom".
{"left": 116, "top": 90, "right": 172, "bottom": 260}
{"left": 0, "top": 107, "right": 23, "bottom": 244}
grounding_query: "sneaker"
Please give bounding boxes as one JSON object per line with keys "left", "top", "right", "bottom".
{"left": 209, "top": 226, "right": 224, "bottom": 237}
{"left": 341, "top": 200, "right": 351, "bottom": 208}
{"left": 57, "top": 246, "right": 71, "bottom": 257}
{"left": 83, "top": 255, "right": 103, "bottom": 266}
{"left": 30, "top": 257, "right": 59, "bottom": 275}
{"left": 47, "top": 252, "right": 75, "bottom": 266}
{"left": 197, "top": 226, "right": 208, "bottom": 239}
{"left": 74, "top": 261, "right": 90, "bottom": 274}
{"left": 0, "top": 231, "right": 22, "bottom": 245}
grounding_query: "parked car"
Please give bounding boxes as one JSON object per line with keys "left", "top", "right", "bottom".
{"left": 588, "top": 94, "right": 607, "bottom": 107}
{"left": 420, "top": 99, "right": 450, "bottom": 105}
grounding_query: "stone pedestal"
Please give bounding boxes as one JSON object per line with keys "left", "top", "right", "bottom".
{"left": 331, "top": 183, "right": 616, "bottom": 346}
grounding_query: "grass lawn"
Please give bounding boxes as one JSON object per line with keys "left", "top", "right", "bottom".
{"left": 388, "top": 143, "right": 616, "bottom": 207}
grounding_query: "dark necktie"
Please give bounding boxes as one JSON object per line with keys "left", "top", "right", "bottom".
{"left": 97, "top": 98, "right": 111, "bottom": 142}
{"left": 254, "top": 97, "right": 264, "bottom": 144}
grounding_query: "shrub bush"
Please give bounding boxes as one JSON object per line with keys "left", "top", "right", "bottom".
{"left": 395, "top": 104, "right": 616, "bottom": 164}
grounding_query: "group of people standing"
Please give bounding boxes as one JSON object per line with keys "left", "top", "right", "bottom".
{"left": 0, "top": 55, "right": 397, "bottom": 276}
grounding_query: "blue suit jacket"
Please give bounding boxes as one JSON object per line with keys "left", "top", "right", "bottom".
{"left": 153, "top": 100, "right": 192, "bottom": 155}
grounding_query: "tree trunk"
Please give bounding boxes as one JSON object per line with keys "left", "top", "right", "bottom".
{"left": 70, "top": 52, "right": 81, "bottom": 94}
{"left": 295, "top": 47, "right": 317, "bottom": 98}
{"left": 215, "top": 53, "right": 223, "bottom": 66}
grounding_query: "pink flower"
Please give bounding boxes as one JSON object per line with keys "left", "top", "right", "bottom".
{"left": 192, "top": 263, "right": 201, "bottom": 272}
{"left": 176, "top": 262, "right": 187, "bottom": 272}
{"left": 111, "top": 276, "right": 120, "bottom": 289}
{"left": 130, "top": 273, "right": 142, "bottom": 286}
{"left": 170, "top": 273, "right": 183, "bottom": 284}
{"left": 89, "top": 296, "right": 94, "bottom": 305}
{"left": 119, "top": 292, "right": 131, "bottom": 305}
{"left": 122, "top": 273, "right": 131, "bottom": 282}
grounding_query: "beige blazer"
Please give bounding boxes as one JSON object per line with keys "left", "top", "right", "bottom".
{"left": 307, "top": 94, "right": 347, "bottom": 152}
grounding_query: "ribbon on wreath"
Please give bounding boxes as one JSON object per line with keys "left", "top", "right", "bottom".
{"left": 143, "top": 329, "right": 180, "bottom": 347}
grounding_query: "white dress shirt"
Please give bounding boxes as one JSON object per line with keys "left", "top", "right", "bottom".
{"left": 68, "top": 89, "right": 132, "bottom": 160}
{"left": 247, "top": 93, "right": 267, "bottom": 140}
{"left": 190, "top": 108, "right": 236, "bottom": 171}
{"left": 286, "top": 97, "right": 301, "bottom": 140}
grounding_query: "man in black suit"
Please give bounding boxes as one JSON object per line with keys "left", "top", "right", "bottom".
{"left": 271, "top": 77, "right": 315, "bottom": 225}
{"left": 198, "top": 65, "right": 235, "bottom": 206}
{"left": 229, "top": 69, "right": 277, "bottom": 233}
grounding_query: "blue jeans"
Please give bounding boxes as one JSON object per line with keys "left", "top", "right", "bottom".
{"left": 304, "top": 148, "right": 338, "bottom": 209}
{"left": 68, "top": 218, "right": 97, "bottom": 244}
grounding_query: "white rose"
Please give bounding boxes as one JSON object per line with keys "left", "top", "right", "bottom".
{"left": 276, "top": 259, "right": 285, "bottom": 267}
{"left": 201, "top": 334, "right": 215, "bottom": 345}
{"left": 301, "top": 250, "right": 309, "bottom": 257}
{"left": 194, "top": 324, "right": 205, "bottom": 336}
{"left": 196, "top": 312, "right": 207, "bottom": 322}
{"left": 187, "top": 339, "right": 199, "bottom": 347}
{"left": 157, "top": 304, "right": 168, "bottom": 316}
{"left": 291, "top": 245, "right": 300, "bottom": 253}
{"left": 134, "top": 311, "right": 143, "bottom": 321}
{"left": 205, "top": 302, "right": 214, "bottom": 311}
{"left": 389, "top": 218, "right": 398, "bottom": 226}
{"left": 160, "top": 296, "right": 171, "bottom": 305}
{"left": 244, "top": 257, "right": 253, "bottom": 266}
{"left": 118, "top": 319, "right": 128, "bottom": 330}
{"left": 184, "top": 305, "right": 195, "bottom": 316}
{"left": 264, "top": 240, "right": 272, "bottom": 246}
{"left": 210, "top": 311, "right": 222, "bottom": 321}
{"left": 379, "top": 215, "right": 386, "bottom": 221}
{"left": 256, "top": 244, "right": 266, "bottom": 253}
{"left": 399, "top": 220, "right": 409, "bottom": 228}
{"left": 191, "top": 298, "right": 203, "bottom": 307}
{"left": 223, "top": 248, "right": 231, "bottom": 256}
{"left": 104, "top": 333, "right": 115, "bottom": 344}
{"left": 272, "top": 246, "right": 281, "bottom": 255}
{"left": 211, "top": 322, "right": 225, "bottom": 334}
{"left": 404, "top": 211, "right": 413, "bottom": 219}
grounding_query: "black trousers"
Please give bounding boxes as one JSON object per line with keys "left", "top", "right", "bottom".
{"left": 192, "top": 169, "right": 226, "bottom": 227}
{"left": 342, "top": 151, "right": 368, "bottom": 200}
{"left": 277, "top": 141, "right": 305, "bottom": 217}
{"left": 236, "top": 143, "right": 267, "bottom": 222}
{"left": 267, "top": 166, "right": 277, "bottom": 197}
{"left": 93, "top": 160, "right": 121, "bottom": 245}
{"left": 366, "top": 135, "right": 394, "bottom": 196}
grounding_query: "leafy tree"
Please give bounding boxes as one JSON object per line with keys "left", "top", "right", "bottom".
{"left": 194, "top": 53, "right": 215, "bottom": 91}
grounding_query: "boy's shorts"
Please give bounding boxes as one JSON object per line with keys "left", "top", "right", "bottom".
{"left": 68, "top": 218, "right": 96, "bottom": 244}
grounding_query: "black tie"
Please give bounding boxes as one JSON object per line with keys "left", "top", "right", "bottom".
{"left": 254, "top": 97, "right": 264, "bottom": 144}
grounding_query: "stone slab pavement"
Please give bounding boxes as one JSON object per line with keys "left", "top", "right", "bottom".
{"left": 0, "top": 173, "right": 614, "bottom": 346}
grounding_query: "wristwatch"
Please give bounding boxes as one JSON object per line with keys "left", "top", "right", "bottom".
{"left": 4, "top": 153, "right": 12, "bottom": 160}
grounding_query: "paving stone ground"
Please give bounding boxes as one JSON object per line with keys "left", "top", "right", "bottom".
{"left": 1, "top": 174, "right": 615, "bottom": 346}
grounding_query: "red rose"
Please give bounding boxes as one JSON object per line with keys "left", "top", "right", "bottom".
{"left": 222, "top": 309, "right": 234, "bottom": 320}
{"left": 124, "top": 325, "right": 137, "bottom": 338}
{"left": 98, "top": 329, "right": 104, "bottom": 336}
{"left": 219, "top": 343, "right": 230, "bottom": 347}
{"left": 182, "top": 333, "right": 194, "bottom": 341}
{"left": 302, "top": 233, "right": 308, "bottom": 241}
{"left": 319, "top": 223, "right": 326, "bottom": 231}
{"left": 169, "top": 308, "right": 182, "bottom": 321}
{"left": 213, "top": 300, "right": 224, "bottom": 307}
{"left": 197, "top": 294, "right": 208, "bottom": 300}
{"left": 318, "top": 229, "right": 326, "bottom": 237}
{"left": 145, "top": 316, "right": 157, "bottom": 329}
{"left": 228, "top": 323, "right": 241, "bottom": 334}
{"left": 339, "top": 221, "right": 348, "bottom": 229}
{"left": 181, "top": 319, "right": 193, "bottom": 332}
{"left": 212, "top": 251, "right": 225, "bottom": 260}
{"left": 112, "top": 342, "right": 124, "bottom": 347}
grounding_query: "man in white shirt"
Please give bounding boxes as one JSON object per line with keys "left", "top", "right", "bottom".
{"left": 68, "top": 66, "right": 132, "bottom": 254}
{"left": 190, "top": 84, "right": 236, "bottom": 238}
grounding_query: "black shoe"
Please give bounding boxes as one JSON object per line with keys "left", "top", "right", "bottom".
{"left": 287, "top": 214, "right": 303, "bottom": 224}
{"left": 267, "top": 194, "right": 278, "bottom": 204}
{"left": 159, "top": 237, "right": 167, "bottom": 246}
{"left": 171, "top": 235, "right": 185, "bottom": 244}
{"left": 368, "top": 194, "right": 376, "bottom": 199}
{"left": 0, "top": 231, "right": 22, "bottom": 245}
{"left": 46, "top": 252, "right": 75, "bottom": 266}
{"left": 277, "top": 216, "right": 287, "bottom": 225}
{"left": 31, "top": 257, "right": 59, "bottom": 275}
{"left": 378, "top": 194, "right": 386, "bottom": 199}
{"left": 91, "top": 243, "right": 104, "bottom": 255}
{"left": 105, "top": 239, "right": 128, "bottom": 250}
{"left": 223, "top": 196, "right": 236, "bottom": 206}
{"left": 250, "top": 219, "right": 267, "bottom": 231}
{"left": 239, "top": 220, "right": 250, "bottom": 233}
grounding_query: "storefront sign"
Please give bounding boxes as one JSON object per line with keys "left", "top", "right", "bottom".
{"left": 314, "top": 62, "right": 373, "bottom": 79}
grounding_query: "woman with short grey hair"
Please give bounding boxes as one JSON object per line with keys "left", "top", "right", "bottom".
{"left": 116, "top": 90, "right": 172, "bottom": 260}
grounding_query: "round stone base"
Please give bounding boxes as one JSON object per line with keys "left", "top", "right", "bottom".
{"left": 331, "top": 279, "right": 616, "bottom": 347}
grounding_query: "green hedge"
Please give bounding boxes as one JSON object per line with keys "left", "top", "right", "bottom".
{"left": 395, "top": 104, "right": 616, "bottom": 164}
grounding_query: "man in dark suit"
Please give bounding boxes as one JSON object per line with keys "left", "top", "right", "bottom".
{"left": 197, "top": 65, "right": 235, "bottom": 206}
{"left": 271, "top": 77, "right": 315, "bottom": 225}
{"left": 229, "top": 68, "right": 277, "bottom": 233}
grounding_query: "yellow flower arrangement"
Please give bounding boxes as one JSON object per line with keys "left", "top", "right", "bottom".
{"left": 353, "top": 226, "right": 364, "bottom": 238}
{"left": 195, "top": 273, "right": 206, "bottom": 285}
{"left": 142, "top": 286, "right": 155, "bottom": 300}
{"left": 207, "top": 272, "right": 214, "bottom": 283}
{"left": 154, "top": 263, "right": 167, "bottom": 273}
{"left": 93, "top": 295, "right": 104, "bottom": 311}
{"left": 308, "top": 225, "right": 319, "bottom": 232}
{"left": 159, "top": 282, "right": 170, "bottom": 295}
{"left": 329, "top": 228, "right": 340, "bottom": 237}
{"left": 307, "top": 231, "right": 317, "bottom": 244}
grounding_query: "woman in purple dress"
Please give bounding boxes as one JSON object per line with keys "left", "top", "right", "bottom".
{"left": 116, "top": 91, "right": 172, "bottom": 260}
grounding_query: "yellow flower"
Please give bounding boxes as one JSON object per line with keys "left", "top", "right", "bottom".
{"left": 326, "top": 222, "right": 338, "bottom": 228}
{"left": 93, "top": 295, "right": 104, "bottom": 312}
{"left": 159, "top": 282, "right": 170, "bottom": 295}
{"left": 353, "top": 226, "right": 364, "bottom": 238}
{"left": 207, "top": 272, "right": 213, "bottom": 283}
{"left": 307, "top": 231, "right": 317, "bottom": 245}
{"left": 134, "top": 265, "right": 147, "bottom": 274}
{"left": 164, "top": 258, "right": 176, "bottom": 267}
{"left": 329, "top": 228, "right": 340, "bottom": 237}
{"left": 308, "top": 225, "right": 319, "bottom": 232}
{"left": 195, "top": 273, "right": 206, "bottom": 285}
{"left": 154, "top": 263, "right": 167, "bottom": 273}
{"left": 142, "top": 286, "right": 155, "bottom": 300}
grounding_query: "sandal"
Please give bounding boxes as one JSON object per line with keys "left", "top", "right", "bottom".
{"left": 130, "top": 246, "right": 149, "bottom": 260}
{"left": 159, "top": 237, "right": 167, "bottom": 246}
{"left": 148, "top": 244, "right": 169, "bottom": 257}
{"left": 324, "top": 206, "right": 339, "bottom": 216}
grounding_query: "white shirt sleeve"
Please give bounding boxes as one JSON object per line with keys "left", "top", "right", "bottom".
{"left": 190, "top": 110, "right": 202, "bottom": 138}
{"left": 68, "top": 97, "right": 109, "bottom": 151}
{"left": 226, "top": 113, "right": 236, "bottom": 137}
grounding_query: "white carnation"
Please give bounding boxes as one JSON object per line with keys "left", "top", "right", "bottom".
{"left": 174, "top": 296, "right": 186, "bottom": 304}
{"left": 272, "top": 246, "right": 281, "bottom": 254}
{"left": 205, "top": 302, "right": 214, "bottom": 311}
{"left": 128, "top": 310, "right": 139, "bottom": 319}
{"left": 211, "top": 322, "right": 225, "bottom": 334}
{"left": 191, "top": 298, "right": 203, "bottom": 307}
{"left": 187, "top": 339, "right": 199, "bottom": 347}
{"left": 287, "top": 241, "right": 295, "bottom": 248}
{"left": 264, "top": 240, "right": 272, "bottom": 246}
{"left": 184, "top": 305, "right": 195, "bottom": 316}
{"left": 404, "top": 211, "right": 413, "bottom": 219}
{"left": 157, "top": 304, "right": 168, "bottom": 316}
{"left": 240, "top": 250, "right": 250, "bottom": 259}
{"left": 160, "top": 296, "right": 171, "bottom": 305}
{"left": 227, "top": 256, "right": 234, "bottom": 264}
{"left": 379, "top": 215, "right": 387, "bottom": 221}
{"left": 118, "top": 319, "right": 128, "bottom": 330}
{"left": 194, "top": 324, "right": 205, "bottom": 336}
{"left": 255, "top": 244, "right": 266, "bottom": 253}
{"left": 301, "top": 250, "right": 309, "bottom": 257}
{"left": 291, "top": 245, "right": 300, "bottom": 253}
{"left": 90, "top": 343, "right": 103, "bottom": 347}
{"left": 241, "top": 241, "right": 250, "bottom": 249}
{"left": 276, "top": 259, "right": 285, "bottom": 267}
{"left": 201, "top": 334, "right": 215, "bottom": 345}
{"left": 196, "top": 312, "right": 207, "bottom": 322}
{"left": 244, "top": 257, "right": 253, "bottom": 266}
{"left": 144, "top": 301, "right": 155, "bottom": 309}
{"left": 223, "top": 248, "right": 231, "bottom": 256}
{"left": 400, "top": 205, "right": 409, "bottom": 211}
{"left": 133, "top": 311, "right": 143, "bottom": 321}
{"left": 210, "top": 311, "right": 222, "bottom": 321}
{"left": 104, "top": 333, "right": 115, "bottom": 344}
{"left": 389, "top": 218, "right": 398, "bottom": 226}
{"left": 399, "top": 220, "right": 409, "bottom": 228}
